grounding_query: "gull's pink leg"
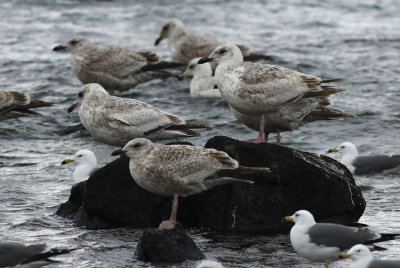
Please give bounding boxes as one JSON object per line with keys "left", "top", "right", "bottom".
{"left": 158, "top": 195, "right": 179, "bottom": 230}
{"left": 246, "top": 114, "right": 267, "bottom": 144}
{"left": 276, "top": 132, "right": 281, "bottom": 144}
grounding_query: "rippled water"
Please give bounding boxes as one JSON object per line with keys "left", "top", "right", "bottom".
{"left": 0, "top": 0, "right": 399, "bottom": 267}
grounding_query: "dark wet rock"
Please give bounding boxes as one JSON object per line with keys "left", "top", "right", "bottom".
{"left": 56, "top": 181, "right": 86, "bottom": 219}
{"left": 57, "top": 136, "right": 365, "bottom": 233}
{"left": 135, "top": 223, "right": 204, "bottom": 263}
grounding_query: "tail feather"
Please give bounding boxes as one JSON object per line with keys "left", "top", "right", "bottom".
{"left": 303, "top": 87, "right": 346, "bottom": 98}
{"left": 321, "top": 78, "right": 344, "bottom": 83}
{"left": 166, "top": 122, "right": 212, "bottom": 130}
{"left": 16, "top": 99, "right": 53, "bottom": 110}
{"left": 203, "top": 177, "right": 254, "bottom": 190}
{"left": 243, "top": 52, "right": 275, "bottom": 61}
{"left": 140, "top": 61, "right": 185, "bottom": 72}
{"left": 368, "top": 233, "right": 400, "bottom": 245}
{"left": 305, "top": 107, "right": 355, "bottom": 121}
{"left": 22, "top": 248, "right": 73, "bottom": 265}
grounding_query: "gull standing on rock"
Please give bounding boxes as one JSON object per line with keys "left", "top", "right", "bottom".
{"left": 0, "top": 90, "right": 52, "bottom": 121}
{"left": 328, "top": 142, "right": 400, "bottom": 174}
{"left": 181, "top": 58, "right": 221, "bottom": 98}
{"left": 53, "top": 36, "right": 183, "bottom": 91}
{"left": 61, "top": 149, "right": 98, "bottom": 183}
{"left": 111, "top": 138, "right": 270, "bottom": 230}
{"left": 198, "top": 44, "right": 354, "bottom": 143}
{"left": 340, "top": 244, "right": 400, "bottom": 268}
{"left": 68, "top": 83, "right": 211, "bottom": 147}
{"left": 283, "top": 210, "right": 398, "bottom": 268}
{"left": 155, "top": 18, "right": 273, "bottom": 64}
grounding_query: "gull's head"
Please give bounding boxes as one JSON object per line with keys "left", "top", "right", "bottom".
{"left": 196, "top": 260, "right": 224, "bottom": 268}
{"left": 111, "top": 138, "right": 155, "bottom": 159}
{"left": 61, "top": 149, "right": 97, "bottom": 166}
{"left": 155, "top": 18, "right": 185, "bottom": 46}
{"left": 283, "top": 210, "right": 316, "bottom": 226}
{"left": 68, "top": 83, "right": 109, "bottom": 113}
{"left": 340, "top": 244, "right": 373, "bottom": 262}
{"left": 198, "top": 44, "right": 243, "bottom": 65}
{"left": 53, "top": 36, "right": 91, "bottom": 53}
{"left": 328, "top": 142, "right": 358, "bottom": 156}
{"left": 182, "top": 58, "right": 212, "bottom": 78}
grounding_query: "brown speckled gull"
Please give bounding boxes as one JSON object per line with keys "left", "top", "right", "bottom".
{"left": 154, "top": 18, "right": 272, "bottom": 64}
{"left": 53, "top": 36, "right": 182, "bottom": 91}
{"left": 68, "top": 83, "right": 211, "bottom": 147}
{"left": 0, "top": 90, "right": 52, "bottom": 121}
{"left": 112, "top": 138, "right": 270, "bottom": 230}
{"left": 198, "top": 44, "right": 354, "bottom": 143}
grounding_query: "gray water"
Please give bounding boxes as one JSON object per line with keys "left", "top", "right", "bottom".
{"left": 0, "top": 0, "right": 399, "bottom": 267}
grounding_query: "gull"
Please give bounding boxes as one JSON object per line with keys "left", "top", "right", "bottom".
{"left": 340, "top": 244, "right": 400, "bottom": 268}
{"left": 283, "top": 210, "right": 398, "bottom": 268}
{"left": 196, "top": 260, "right": 225, "bottom": 268}
{"left": 155, "top": 18, "right": 273, "bottom": 64}
{"left": 111, "top": 138, "right": 270, "bottom": 230}
{"left": 198, "top": 44, "right": 354, "bottom": 143}
{"left": 0, "top": 242, "right": 71, "bottom": 267}
{"left": 61, "top": 149, "right": 98, "bottom": 183}
{"left": 328, "top": 142, "right": 400, "bottom": 175}
{"left": 53, "top": 36, "right": 183, "bottom": 91}
{"left": 68, "top": 83, "right": 211, "bottom": 147}
{"left": 181, "top": 58, "right": 221, "bottom": 98}
{"left": 0, "top": 90, "right": 52, "bottom": 121}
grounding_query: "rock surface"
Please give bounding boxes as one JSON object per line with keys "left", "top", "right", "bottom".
{"left": 135, "top": 223, "right": 205, "bottom": 263}
{"left": 56, "top": 136, "right": 365, "bottom": 232}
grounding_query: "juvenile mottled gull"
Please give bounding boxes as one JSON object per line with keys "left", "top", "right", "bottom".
{"left": 53, "top": 36, "right": 182, "bottom": 91}
{"left": 61, "top": 149, "right": 98, "bottom": 183}
{"left": 283, "top": 210, "right": 398, "bottom": 268}
{"left": 68, "top": 83, "right": 211, "bottom": 147}
{"left": 112, "top": 138, "right": 270, "bottom": 230}
{"left": 155, "top": 18, "right": 273, "bottom": 64}
{"left": 0, "top": 242, "right": 71, "bottom": 267}
{"left": 198, "top": 44, "right": 354, "bottom": 143}
{"left": 196, "top": 260, "right": 225, "bottom": 268}
{"left": 328, "top": 142, "right": 400, "bottom": 175}
{"left": 340, "top": 244, "right": 400, "bottom": 268}
{"left": 0, "top": 90, "right": 52, "bottom": 121}
{"left": 181, "top": 58, "right": 221, "bottom": 98}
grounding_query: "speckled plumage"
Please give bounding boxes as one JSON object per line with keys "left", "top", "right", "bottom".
{"left": 202, "top": 44, "right": 353, "bottom": 137}
{"left": 68, "top": 83, "right": 211, "bottom": 147}
{"left": 119, "top": 138, "right": 269, "bottom": 197}
{"left": 182, "top": 58, "right": 221, "bottom": 98}
{"left": 0, "top": 90, "right": 52, "bottom": 121}
{"left": 54, "top": 36, "right": 180, "bottom": 91}
{"left": 155, "top": 18, "right": 254, "bottom": 64}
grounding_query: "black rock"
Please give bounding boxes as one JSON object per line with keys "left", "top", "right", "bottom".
{"left": 56, "top": 181, "right": 86, "bottom": 219}
{"left": 135, "top": 223, "right": 205, "bottom": 263}
{"left": 57, "top": 136, "right": 366, "bottom": 232}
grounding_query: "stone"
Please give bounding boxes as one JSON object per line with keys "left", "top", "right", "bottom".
{"left": 135, "top": 223, "right": 204, "bottom": 263}
{"left": 57, "top": 136, "right": 365, "bottom": 233}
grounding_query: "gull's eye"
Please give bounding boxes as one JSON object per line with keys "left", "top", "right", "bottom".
{"left": 340, "top": 146, "right": 345, "bottom": 149}
{"left": 219, "top": 48, "right": 227, "bottom": 54}
{"left": 78, "top": 92, "right": 84, "bottom": 97}
{"left": 162, "top": 25, "right": 169, "bottom": 31}
{"left": 133, "top": 143, "right": 141, "bottom": 148}
{"left": 357, "top": 249, "right": 361, "bottom": 252}
{"left": 70, "top": 40, "right": 78, "bottom": 45}
{"left": 78, "top": 155, "right": 82, "bottom": 157}
{"left": 189, "top": 65, "right": 195, "bottom": 69}
{"left": 295, "top": 213, "right": 299, "bottom": 217}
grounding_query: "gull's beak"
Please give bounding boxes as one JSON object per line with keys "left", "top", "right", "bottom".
{"left": 181, "top": 70, "right": 190, "bottom": 79}
{"left": 53, "top": 45, "right": 67, "bottom": 51}
{"left": 67, "top": 103, "right": 78, "bottom": 113}
{"left": 281, "top": 216, "right": 293, "bottom": 223}
{"left": 61, "top": 158, "right": 74, "bottom": 165}
{"left": 339, "top": 252, "right": 351, "bottom": 259}
{"left": 154, "top": 36, "right": 163, "bottom": 46}
{"left": 198, "top": 57, "right": 214, "bottom": 64}
{"left": 111, "top": 149, "right": 126, "bottom": 156}
{"left": 327, "top": 147, "right": 339, "bottom": 153}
